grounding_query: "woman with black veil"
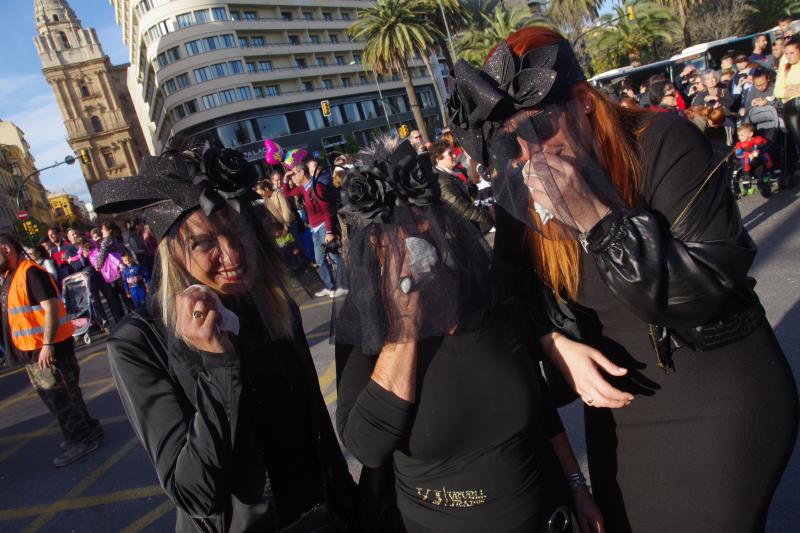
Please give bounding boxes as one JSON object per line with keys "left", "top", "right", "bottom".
{"left": 448, "top": 26, "right": 799, "bottom": 533}
{"left": 91, "top": 140, "right": 358, "bottom": 532}
{"left": 333, "top": 137, "right": 603, "bottom": 533}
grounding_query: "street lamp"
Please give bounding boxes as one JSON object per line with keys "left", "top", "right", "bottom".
{"left": 16, "top": 154, "right": 76, "bottom": 211}
{"left": 436, "top": 0, "right": 457, "bottom": 64}
{"left": 351, "top": 60, "right": 393, "bottom": 133}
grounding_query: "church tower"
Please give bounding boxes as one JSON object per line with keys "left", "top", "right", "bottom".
{"left": 34, "top": 0, "right": 147, "bottom": 187}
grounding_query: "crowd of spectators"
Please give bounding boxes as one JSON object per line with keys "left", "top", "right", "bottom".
{"left": 604, "top": 17, "right": 800, "bottom": 198}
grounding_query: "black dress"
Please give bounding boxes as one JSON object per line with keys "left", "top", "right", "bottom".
{"left": 336, "top": 306, "right": 569, "bottom": 533}
{"left": 495, "top": 113, "right": 799, "bottom": 533}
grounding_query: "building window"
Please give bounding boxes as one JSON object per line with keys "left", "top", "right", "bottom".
{"left": 281, "top": 11, "right": 293, "bottom": 21}
{"left": 251, "top": 36, "right": 264, "bottom": 46}
{"left": 203, "top": 36, "right": 220, "bottom": 51}
{"left": 360, "top": 100, "right": 377, "bottom": 119}
{"left": 259, "top": 60, "right": 272, "bottom": 72}
{"left": 335, "top": 55, "right": 345, "bottom": 66}
{"left": 326, "top": 107, "right": 344, "bottom": 126}
{"left": 175, "top": 73, "right": 190, "bottom": 88}
{"left": 390, "top": 96, "right": 407, "bottom": 113}
{"left": 266, "top": 85, "right": 279, "bottom": 96}
{"left": 342, "top": 77, "right": 351, "bottom": 87}
{"left": 194, "top": 66, "right": 211, "bottom": 82}
{"left": 171, "top": 105, "right": 186, "bottom": 120}
{"left": 288, "top": 35, "right": 300, "bottom": 45}
{"left": 166, "top": 46, "right": 180, "bottom": 62}
{"left": 238, "top": 86, "right": 252, "bottom": 100}
{"left": 55, "top": 207, "right": 65, "bottom": 217}
{"left": 353, "top": 53, "right": 362, "bottom": 64}
{"left": 302, "top": 81, "right": 313, "bottom": 92}
{"left": 295, "top": 58, "right": 306, "bottom": 68}
{"left": 211, "top": 7, "right": 227, "bottom": 21}
{"left": 212, "top": 62, "right": 228, "bottom": 77}
{"left": 219, "top": 88, "right": 237, "bottom": 104}
{"left": 305, "top": 109, "right": 325, "bottom": 130}
{"left": 309, "top": 35, "right": 320, "bottom": 44}
{"left": 322, "top": 12, "right": 332, "bottom": 21}
{"left": 243, "top": 11, "right": 257, "bottom": 21}
{"left": 194, "top": 10, "right": 210, "bottom": 24}
{"left": 163, "top": 78, "right": 177, "bottom": 95}
{"left": 359, "top": 74, "right": 368, "bottom": 85}
{"left": 342, "top": 13, "right": 351, "bottom": 21}
{"left": 103, "top": 152, "right": 115, "bottom": 168}
{"left": 217, "top": 120, "right": 256, "bottom": 148}
{"left": 342, "top": 102, "right": 361, "bottom": 123}
{"left": 176, "top": 13, "right": 194, "bottom": 28}
{"left": 185, "top": 39, "right": 202, "bottom": 56}
{"left": 419, "top": 90, "right": 435, "bottom": 109}
{"left": 184, "top": 100, "right": 198, "bottom": 114}
{"left": 303, "top": 12, "right": 313, "bottom": 21}
{"left": 80, "top": 84, "right": 90, "bottom": 97}
{"left": 91, "top": 116, "right": 103, "bottom": 132}
{"left": 53, "top": 14, "right": 59, "bottom": 21}
{"left": 316, "top": 58, "right": 326, "bottom": 67}
{"left": 256, "top": 115, "right": 291, "bottom": 139}
{"left": 221, "top": 34, "right": 236, "bottom": 47}
{"left": 229, "top": 60, "right": 243, "bottom": 74}
{"left": 59, "top": 31, "right": 70, "bottom": 48}
{"left": 330, "top": 35, "right": 339, "bottom": 44}
{"left": 322, "top": 79, "right": 333, "bottom": 90}
{"left": 202, "top": 94, "right": 219, "bottom": 109}
{"left": 247, "top": 62, "right": 256, "bottom": 73}
{"left": 238, "top": 37, "right": 248, "bottom": 47}
{"left": 322, "top": 134, "right": 346, "bottom": 147}
{"left": 230, "top": 10, "right": 241, "bottom": 20}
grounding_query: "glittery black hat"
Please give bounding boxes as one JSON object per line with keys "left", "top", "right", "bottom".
{"left": 91, "top": 142, "right": 259, "bottom": 241}
{"left": 447, "top": 39, "right": 585, "bottom": 166}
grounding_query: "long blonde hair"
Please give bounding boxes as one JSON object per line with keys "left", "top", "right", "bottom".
{"left": 152, "top": 207, "right": 293, "bottom": 342}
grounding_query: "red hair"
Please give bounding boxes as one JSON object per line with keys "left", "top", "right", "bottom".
{"left": 494, "top": 27, "right": 649, "bottom": 299}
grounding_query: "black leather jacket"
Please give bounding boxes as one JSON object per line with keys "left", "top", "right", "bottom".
{"left": 494, "top": 113, "right": 765, "bottom": 369}
{"left": 107, "top": 304, "right": 358, "bottom": 533}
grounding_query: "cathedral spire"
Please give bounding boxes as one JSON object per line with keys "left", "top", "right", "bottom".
{"left": 33, "top": 0, "right": 103, "bottom": 69}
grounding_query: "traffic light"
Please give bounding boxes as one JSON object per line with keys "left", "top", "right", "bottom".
{"left": 79, "top": 148, "right": 91, "bottom": 164}
{"left": 626, "top": 5, "right": 636, "bottom": 21}
{"left": 320, "top": 100, "right": 331, "bottom": 117}
{"left": 398, "top": 124, "right": 409, "bottom": 138}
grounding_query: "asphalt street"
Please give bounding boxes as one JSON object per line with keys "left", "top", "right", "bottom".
{"left": 0, "top": 190, "right": 797, "bottom": 532}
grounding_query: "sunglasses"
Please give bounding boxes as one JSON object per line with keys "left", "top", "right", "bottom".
{"left": 489, "top": 108, "right": 561, "bottom": 162}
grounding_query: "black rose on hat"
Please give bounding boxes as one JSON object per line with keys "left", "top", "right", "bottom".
{"left": 340, "top": 167, "right": 394, "bottom": 224}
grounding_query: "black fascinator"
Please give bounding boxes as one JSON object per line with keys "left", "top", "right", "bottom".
{"left": 447, "top": 39, "right": 585, "bottom": 166}
{"left": 91, "top": 139, "right": 260, "bottom": 241}
{"left": 334, "top": 139, "right": 493, "bottom": 354}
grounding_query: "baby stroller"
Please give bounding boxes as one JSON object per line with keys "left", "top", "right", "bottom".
{"left": 749, "top": 105, "right": 786, "bottom": 191}
{"left": 61, "top": 271, "right": 108, "bottom": 345}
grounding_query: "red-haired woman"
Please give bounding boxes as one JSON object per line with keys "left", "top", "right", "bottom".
{"left": 448, "top": 27, "right": 799, "bottom": 533}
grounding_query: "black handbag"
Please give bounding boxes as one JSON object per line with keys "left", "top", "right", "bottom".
{"left": 358, "top": 463, "right": 405, "bottom": 533}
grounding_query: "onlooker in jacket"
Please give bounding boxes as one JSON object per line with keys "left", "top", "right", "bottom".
{"left": 430, "top": 140, "right": 492, "bottom": 233}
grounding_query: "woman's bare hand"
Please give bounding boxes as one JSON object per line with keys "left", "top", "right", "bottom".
{"left": 175, "top": 286, "right": 234, "bottom": 354}
{"left": 541, "top": 332, "right": 633, "bottom": 408}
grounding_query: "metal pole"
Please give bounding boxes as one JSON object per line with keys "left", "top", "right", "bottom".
{"left": 437, "top": 0, "right": 457, "bottom": 63}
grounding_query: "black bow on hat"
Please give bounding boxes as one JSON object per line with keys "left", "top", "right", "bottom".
{"left": 91, "top": 141, "right": 260, "bottom": 241}
{"left": 447, "top": 39, "right": 586, "bottom": 166}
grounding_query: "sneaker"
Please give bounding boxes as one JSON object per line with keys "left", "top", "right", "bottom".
{"left": 314, "top": 288, "right": 333, "bottom": 298}
{"left": 53, "top": 439, "right": 100, "bottom": 467}
{"left": 330, "top": 288, "right": 349, "bottom": 298}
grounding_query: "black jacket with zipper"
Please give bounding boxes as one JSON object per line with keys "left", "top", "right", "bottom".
{"left": 106, "top": 302, "right": 358, "bottom": 533}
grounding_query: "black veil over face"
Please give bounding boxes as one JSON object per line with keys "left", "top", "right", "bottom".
{"left": 448, "top": 38, "right": 622, "bottom": 239}
{"left": 332, "top": 140, "right": 493, "bottom": 354}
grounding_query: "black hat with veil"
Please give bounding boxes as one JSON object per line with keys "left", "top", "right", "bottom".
{"left": 447, "top": 36, "right": 627, "bottom": 240}
{"left": 333, "top": 138, "right": 493, "bottom": 355}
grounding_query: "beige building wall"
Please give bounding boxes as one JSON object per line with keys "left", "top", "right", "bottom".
{"left": 109, "top": 1, "right": 437, "bottom": 154}
{"left": 34, "top": 0, "right": 149, "bottom": 189}
{"left": 0, "top": 120, "right": 56, "bottom": 227}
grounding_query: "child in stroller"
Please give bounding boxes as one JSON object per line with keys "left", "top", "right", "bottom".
{"left": 734, "top": 122, "right": 773, "bottom": 198}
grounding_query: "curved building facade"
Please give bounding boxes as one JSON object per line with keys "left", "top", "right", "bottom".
{"left": 109, "top": 0, "right": 443, "bottom": 171}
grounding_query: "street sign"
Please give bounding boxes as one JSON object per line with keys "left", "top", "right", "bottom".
{"left": 312, "top": 150, "right": 321, "bottom": 158}
{"left": 16, "top": 210, "right": 28, "bottom": 221}
{"left": 320, "top": 100, "right": 331, "bottom": 117}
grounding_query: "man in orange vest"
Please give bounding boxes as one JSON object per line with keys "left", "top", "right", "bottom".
{"left": 0, "top": 234, "right": 103, "bottom": 467}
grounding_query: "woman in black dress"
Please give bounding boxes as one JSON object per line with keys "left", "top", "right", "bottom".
{"left": 448, "top": 27, "right": 799, "bottom": 533}
{"left": 334, "top": 138, "right": 603, "bottom": 533}
{"left": 91, "top": 143, "right": 357, "bottom": 532}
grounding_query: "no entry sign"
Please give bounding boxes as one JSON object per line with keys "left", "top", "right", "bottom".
{"left": 16, "top": 210, "right": 29, "bottom": 221}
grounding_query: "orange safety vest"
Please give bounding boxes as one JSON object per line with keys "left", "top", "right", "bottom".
{"left": 6, "top": 259, "right": 74, "bottom": 351}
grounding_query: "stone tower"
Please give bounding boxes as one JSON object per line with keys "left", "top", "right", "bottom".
{"left": 33, "top": 0, "right": 147, "bottom": 187}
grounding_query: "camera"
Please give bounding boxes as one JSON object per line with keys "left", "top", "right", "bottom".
{"left": 322, "top": 239, "right": 342, "bottom": 254}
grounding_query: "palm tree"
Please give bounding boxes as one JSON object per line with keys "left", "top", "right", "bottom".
{"left": 654, "top": 0, "right": 704, "bottom": 47}
{"left": 455, "top": 8, "right": 545, "bottom": 66}
{"left": 592, "top": 2, "right": 678, "bottom": 67}
{"left": 547, "top": 0, "right": 604, "bottom": 29}
{"left": 349, "top": 0, "right": 441, "bottom": 141}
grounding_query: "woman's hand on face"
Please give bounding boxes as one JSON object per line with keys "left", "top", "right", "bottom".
{"left": 542, "top": 333, "right": 633, "bottom": 408}
{"left": 175, "top": 287, "right": 234, "bottom": 354}
{"left": 572, "top": 488, "right": 605, "bottom": 533}
{"left": 524, "top": 155, "right": 610, "bottom": 233}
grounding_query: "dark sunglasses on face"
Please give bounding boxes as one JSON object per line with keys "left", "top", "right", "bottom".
{"left": 489, "top": 108, "right": 561, "bottom": 163}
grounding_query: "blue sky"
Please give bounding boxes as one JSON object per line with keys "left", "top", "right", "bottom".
{"left": 0, "top": 0, "right": 127, "bottom": 204}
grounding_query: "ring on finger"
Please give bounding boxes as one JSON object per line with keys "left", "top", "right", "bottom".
{"left": 585, "top": 397, "right": 594, "bottom": 405}
{"left": 192, "top": 310, "right": 204, "bottom": 319}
